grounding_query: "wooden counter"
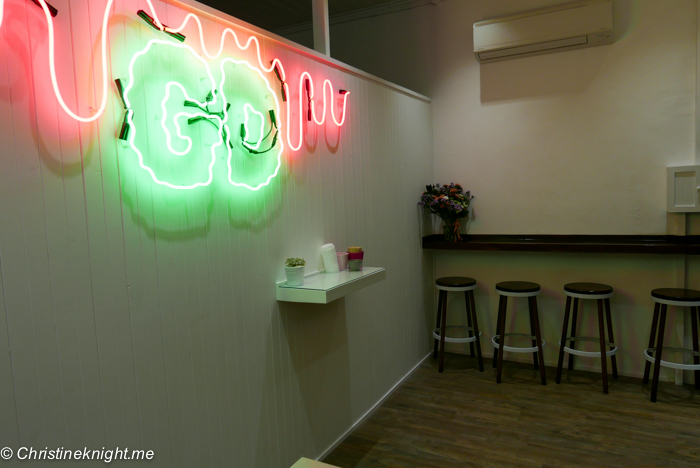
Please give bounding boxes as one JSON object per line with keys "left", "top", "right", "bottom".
{"left": 421, "top": 234, "right": 700, "bottom": 254}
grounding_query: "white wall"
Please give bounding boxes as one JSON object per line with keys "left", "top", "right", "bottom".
{"left": 333, "top": 0, "right": 696, "bottom": 234}
{"left": 0, "top": 1, "right": 433, "bottom": 466}
{"left": 432, "top": 0, "right": 695, "bottom": 235}
{"left": 331, "top": 0, "right": 700, "bottom": 383}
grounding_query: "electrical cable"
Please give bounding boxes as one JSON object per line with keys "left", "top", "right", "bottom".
{"left": 241, "top": 109, "right": 278, "bottom": 154}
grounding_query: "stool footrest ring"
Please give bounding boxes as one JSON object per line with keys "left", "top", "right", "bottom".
{"left": 433, "top": 326, "right": 482, "bottom": 344}
{"left": 491, "top": 333, "right": 545, "bottom": 353}
{"left": 558, "top": 337, "right": 618, "bottom": 358}
{"left": 644, "top": 347, "right": 700, "bottom": 370}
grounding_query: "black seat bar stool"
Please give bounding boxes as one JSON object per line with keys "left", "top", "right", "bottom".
{"left": 433, "top": 277, "right": 484, "bottom": 373}
{"left": 555, "top": 282, "right": 618, "bottom": 394}
{"left": 642, "top": 288, "right": 700, "bottom": 402}
{"left": 492, "top": 281, "right": 546, "bottom": 385}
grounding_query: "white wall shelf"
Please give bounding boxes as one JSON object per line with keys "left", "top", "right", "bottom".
{"left": 276, "top": 267, "right": 386, "bottom": 304}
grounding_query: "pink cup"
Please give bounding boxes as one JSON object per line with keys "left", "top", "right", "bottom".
{"left": 348, "top": 251, "right": 364, "bottom": 260}
{"left": 337, "top": 252, "right": 349, "bottom": 270}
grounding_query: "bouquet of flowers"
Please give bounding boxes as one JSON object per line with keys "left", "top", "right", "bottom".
{"left": 418, "top": 183, "right": 473, "bottom": 241}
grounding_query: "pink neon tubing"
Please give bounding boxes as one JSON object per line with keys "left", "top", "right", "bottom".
{"left": 286, "top": 73, "right": 350, "bottom": 151}
{"left": 37, "top": 0, "right": 113, "bottom": 123}
{"left": 9, "top": 0, "right": 349, "bottom": 148}
{"left": 143, "top": 1, "right": 349, "bottom": 151}
{"left": 144, "top": 0, "right": 285, "bottom": 77}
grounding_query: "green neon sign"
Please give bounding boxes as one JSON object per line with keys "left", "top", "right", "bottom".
{"left": 123, "top": 39, "right": 283, "bottom": 191}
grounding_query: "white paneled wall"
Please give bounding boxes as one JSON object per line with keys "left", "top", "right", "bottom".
{"left": 0, "top": 1, "right": 433, "bottom": 466}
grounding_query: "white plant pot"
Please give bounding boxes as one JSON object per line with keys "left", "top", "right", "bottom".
{"left": 284, "top": 266, "right": 305, "bottom": 286}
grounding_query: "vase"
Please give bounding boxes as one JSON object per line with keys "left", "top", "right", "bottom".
{"left": 442, "top": 222, "right": 456, "bottom": 242}
{"left": 284, "top": 266, "right": 305, "bottom": 286}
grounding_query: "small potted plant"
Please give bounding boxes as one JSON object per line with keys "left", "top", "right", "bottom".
{"left": 284, "top": 257, "right": 306, "bottom": 286}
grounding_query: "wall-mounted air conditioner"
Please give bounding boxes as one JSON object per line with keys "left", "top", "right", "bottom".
{"left": 473, "top": 0, "right": 613, "bottom": 64}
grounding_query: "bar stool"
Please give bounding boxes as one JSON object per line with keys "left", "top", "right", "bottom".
{"left": 555, "top": 282, "right": 618, "bottom": 394}
{"left": 492, "top": 281, "right": 546, "bottom": 385}
{"left": 642, "top": 288, "right": 700, "bottom": 402}
{"left": 433, "top": 277, "right": 484, "bottom": 373}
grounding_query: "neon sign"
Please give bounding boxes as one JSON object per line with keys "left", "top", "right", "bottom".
{"left": 5, "top": 0, "right": 349, "bottom": 190}
{"left": 32, "top": 0, "right": 112, "bottom": 123}
{"left": 137, "top": 0, "right": 350, "bottom": 155}
{"left": 218, "top": 58, "right": 283, "bottom": 190}
{"left": 287, "top": 73, "right": 349, "bottom": 151}
{"left": 123, "top": 40, "right": 221, "bottom": 190}
{"left": 121, "top": 39, "right": 284, "bottom": 191}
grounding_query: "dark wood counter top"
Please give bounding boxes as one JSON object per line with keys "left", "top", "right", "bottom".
{"left": 422, "top": 234, "right": 700, "bottom": 254}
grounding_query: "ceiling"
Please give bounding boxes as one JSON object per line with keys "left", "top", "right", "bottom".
{"left": 197, "top": 0, "right": 399, "bottom": 32}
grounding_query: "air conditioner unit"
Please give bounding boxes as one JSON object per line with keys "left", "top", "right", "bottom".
{"left": 473, "top": 0, "right": 613, "bottom": 64}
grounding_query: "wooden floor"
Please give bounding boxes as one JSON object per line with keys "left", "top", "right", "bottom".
{"left": 323, "top": 353, "right": 700, "bottom": 468}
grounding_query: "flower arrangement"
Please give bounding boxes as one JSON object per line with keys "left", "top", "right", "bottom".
{"left": 418, "top": 183, "right": 474, "bottom": 241}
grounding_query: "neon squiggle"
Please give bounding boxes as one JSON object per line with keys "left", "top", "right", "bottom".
{"left": 285, "top": 74, "right": 350, "bottom": 151}
{"left": 35, "top": 0, "right": 113, "bottom": 123}
{"left": 9, "top": 0, "right": 349, "bottom": 152}
{"left": 142, "top": 2, "right": 349, "bottom": 152}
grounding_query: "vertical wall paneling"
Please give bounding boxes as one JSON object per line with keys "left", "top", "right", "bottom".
{"left": 44, "top": 0, "right": 86, "bottom": 453}
{"left": 6, "top": 0, "right": 49, "bottom": 450}
{"left": 0, "top": 0, "right": 433, "bottom": 465}
{"left": 0, "top": 5, "right": 21, "bottom": 459}
{"left": 33, "top": 0, "right": 73, "bottom": 450}
{"left": 0, "top": 254, "right": 20, "bottom": 467}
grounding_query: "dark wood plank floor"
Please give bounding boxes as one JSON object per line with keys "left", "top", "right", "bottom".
{"left": 323, "top": 353, "right": 700, "bottom": 468}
